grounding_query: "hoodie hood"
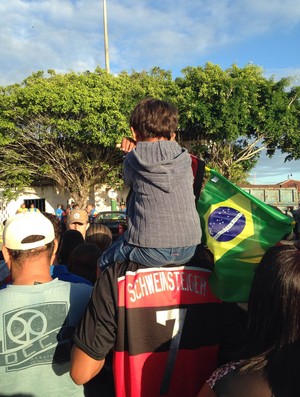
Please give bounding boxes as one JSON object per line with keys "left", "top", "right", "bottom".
{"left": 124, "top": 140, "right": 192, "bottom": 193}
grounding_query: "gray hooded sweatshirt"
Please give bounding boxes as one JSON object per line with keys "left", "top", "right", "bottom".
{"left": 123, "top": 140, "right": 202, "bottom": 248}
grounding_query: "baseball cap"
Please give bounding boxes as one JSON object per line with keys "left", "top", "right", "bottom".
{"left": 3, "top": 212, "right": 55, "bottom": 250}
{"left": 67, "top": 209, "right": 88, "bottom": 224}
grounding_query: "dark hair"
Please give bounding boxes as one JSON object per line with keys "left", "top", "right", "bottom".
{"left": 130, "top": 98, "right": 178, "bottom": 140}
{"left": 42, "top": 212, "right": 65, "bottom": 241}
{"left": 57, "top": 229, "right": 84, "bottom": 264}
{"left": 68, "top": 243, "right": 102, "bottom": 284}
{"left": 7, "top": 237, "right": 55, "bottom": 267}
{"left": 265, "top": 339, "right": 300, "bottom": 396}
{"left": 85, "top": 223, "right": 112, "bottom": 252}
{"left": 213, "top": 246, "right": 300, "bottom": 397}
{"left": 244, "top": 245, "right": 300, "bottom": 357}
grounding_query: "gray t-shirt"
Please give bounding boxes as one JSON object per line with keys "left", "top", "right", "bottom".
{"left": 0, "top": 278, "right": 92, "bottom": 396}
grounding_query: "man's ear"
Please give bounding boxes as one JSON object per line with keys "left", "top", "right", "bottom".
{"left": 2, "top": 246, "right": 11, "bottom": 270}
{"left": 170, "top": 132, "right": 176, "bottom": 141}
{"left": 53, "top": 239, "right": 59, "bottom": 256}
{"left": 50, "top": 239, "right": 59, "bottom": 265}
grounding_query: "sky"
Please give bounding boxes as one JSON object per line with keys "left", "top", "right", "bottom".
{"left": 0, "top": 0, "right": 300, "bottom": 184}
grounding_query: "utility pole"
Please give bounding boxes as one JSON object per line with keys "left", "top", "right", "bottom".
{"left": 103, "top": 0, "right": 110, "bottom": 73}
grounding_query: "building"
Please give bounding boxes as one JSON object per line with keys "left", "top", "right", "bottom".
{"left": 277, "top": 179, "right": 300, "bottom": 203}
{"left": 239, "top": 179, "right": 300, "bottom": 213}
{"left": 0, "top": 183, "right": 130, "bottom": 230}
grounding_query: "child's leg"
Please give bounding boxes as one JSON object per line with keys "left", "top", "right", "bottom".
{"left": 99, "top": 235, "right": 136, "bottom": 271}
{"left": 128, "top": 246, "right": 197, "bottom": 267}
{"left": 99, "top": 235, "right": 126, "bottom": 270}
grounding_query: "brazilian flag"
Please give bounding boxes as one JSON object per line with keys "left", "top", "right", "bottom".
{"left": 198, "top": 169, "right": 294, "bottom": 302}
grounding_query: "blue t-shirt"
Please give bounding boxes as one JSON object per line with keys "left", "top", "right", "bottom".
{"left": 55, "top": 207, "right": 64, "bottom": 220}
{"left": 50, "top": 265, "right": 93, "bottom": 286}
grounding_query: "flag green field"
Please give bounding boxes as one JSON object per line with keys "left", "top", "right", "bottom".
{"left": 198, "top": 169, "right": 294, "bottom": 302}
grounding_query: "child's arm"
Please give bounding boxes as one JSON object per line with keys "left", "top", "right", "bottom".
{"left": 123, "top": 156, "right": 134, "bottom": 188}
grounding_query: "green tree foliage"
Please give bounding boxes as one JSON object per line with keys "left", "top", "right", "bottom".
{"left": 0, "top": 68, "right": 177, "bottom": 205}
{"left": 174, "top": 63, "right": 300, "bottom": 182}
{"left": 0, "top": 64, "right": 299, "bottom": 204}
{"left": 0, "top": 70, "right": 125, "bottom": 205}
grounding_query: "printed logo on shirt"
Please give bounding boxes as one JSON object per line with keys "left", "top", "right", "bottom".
{"left": 0, "top": 302, "right": 73, "bottom": 372}
{"left": 118, "top": 266, "right": 220, "bottom": 309}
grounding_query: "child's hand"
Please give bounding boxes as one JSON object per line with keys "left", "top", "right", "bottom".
{"left": 116, "top": 137, "right": 137, "bottom": 153}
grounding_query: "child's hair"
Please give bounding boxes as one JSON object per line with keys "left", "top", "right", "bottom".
{"left": 68, "top": 243, "right": 102, "bottom": 285}
{"left": 57, "top": 229, "right": 84, "bottom": 264}
{"left": 85, "top": 223, "right": 112, "bottom": 252}
{"left": 130, "top": 98, "right": 178, "bottom": 140}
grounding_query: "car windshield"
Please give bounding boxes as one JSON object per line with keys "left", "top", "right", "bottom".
{"left": 97, "top": 212, "right": 126, "bottom": 220}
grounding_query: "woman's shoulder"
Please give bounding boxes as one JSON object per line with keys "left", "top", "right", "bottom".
{"left": 207, "top": 361, "right": 241, "bottom": 388}
{"left": 211, "top": 360, "right": 273, "bottom": 397}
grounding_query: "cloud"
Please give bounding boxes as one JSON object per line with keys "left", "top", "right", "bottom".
{"left": 250, "top": 149, "right": 300, "bottom": 184}
{"left": 244, "top": 0, "right": 300, "bottom": 25}
{"left": 106, "top": 0, "right": 300, "bottom": 75}
{"left": 0, "top": 0, "right": 103, "bottom": 84}
{"left": 265, "top": 67, "right": 300, "bottom": 85}
{"left": 0, "top": 0, "right": 299, "bottom": 85}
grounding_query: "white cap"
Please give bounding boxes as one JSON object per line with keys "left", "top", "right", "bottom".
{"left": 3, "top": 212, "right": 55, "bottom": 250}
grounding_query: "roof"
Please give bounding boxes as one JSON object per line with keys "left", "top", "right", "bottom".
{"left": 277, "top": 179, "right": 300, "bottom": 192}
{"left": 240, "top": 179, "right": 300, "bottom": 192}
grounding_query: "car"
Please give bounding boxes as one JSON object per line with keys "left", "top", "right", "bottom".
{"left": 93, "top": 211, "right": 127, "bottom": 240}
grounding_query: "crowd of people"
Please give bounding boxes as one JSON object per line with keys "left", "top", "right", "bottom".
{"left": 0, "top": 98, "right": 299, "bottom": 397}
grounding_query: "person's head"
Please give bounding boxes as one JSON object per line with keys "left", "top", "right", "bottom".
{"left": 68, "top": 243, "right": 102, "bottom": 284}
{"left": 130, "top": 98, "right": 178, "bottom": 141}
{"left": 57, "top": 229, "right": 84, "bottom": 265}
{"left": 2, "top": 212, "right": 57, "bottom": 279}
{"left": 85, "top": 223, "right": 112, "bottom": 252}
{"left": 67, "top": 209, "right": 88, "bottom": 238}
{"left": 119, "top": 201, "right": 126, "bottom": 210}
{"left": 246, "top": 245, "right": 300, "bottom": 356}
{"left": 42, "top": 212, "right": 66, "bottom": 250}
{"left": 21, "top": 203, "right": 26, "bottom": 209}
{"left": 86, "top": 204, "right": 93, "bottom": 214}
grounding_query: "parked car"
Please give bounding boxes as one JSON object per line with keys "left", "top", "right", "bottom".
{"left": 93, "top": 211, "right": 127, "bottom": 240}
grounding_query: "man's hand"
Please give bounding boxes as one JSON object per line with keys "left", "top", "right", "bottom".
{"left": 116, "top": 137, "right": 137, "bottom": 153}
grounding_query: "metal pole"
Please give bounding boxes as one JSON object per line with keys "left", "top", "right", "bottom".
{"left": 103, "top": 0, "right": 110, "bottom": 73}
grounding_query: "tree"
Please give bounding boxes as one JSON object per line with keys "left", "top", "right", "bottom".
{"left": 174, "top": 63, "right": 300, "bottom": 183}
{"left": 0, "top": 67, "right": 177, "bottom": 206}
{"left": 0, "top": 70, "right": 134, "bottom": 205}
{"left": 0, "top": 64, "right": 299, "bottom": 204}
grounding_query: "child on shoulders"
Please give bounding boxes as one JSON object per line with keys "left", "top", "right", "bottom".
{"left": 100, "top": 97, "right": 202, "bottom": 270}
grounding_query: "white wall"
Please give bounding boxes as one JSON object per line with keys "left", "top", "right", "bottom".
{"left": 0, "top": 184, "right": 130, "bottom": 222}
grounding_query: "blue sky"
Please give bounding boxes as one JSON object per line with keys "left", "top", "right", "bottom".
{"left": 0, "top": 0, "right": 300, "bottom": 184}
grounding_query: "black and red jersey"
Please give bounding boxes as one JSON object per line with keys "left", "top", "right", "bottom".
{"left": 74, "top": 261, "right": 231, "bottom": 397}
